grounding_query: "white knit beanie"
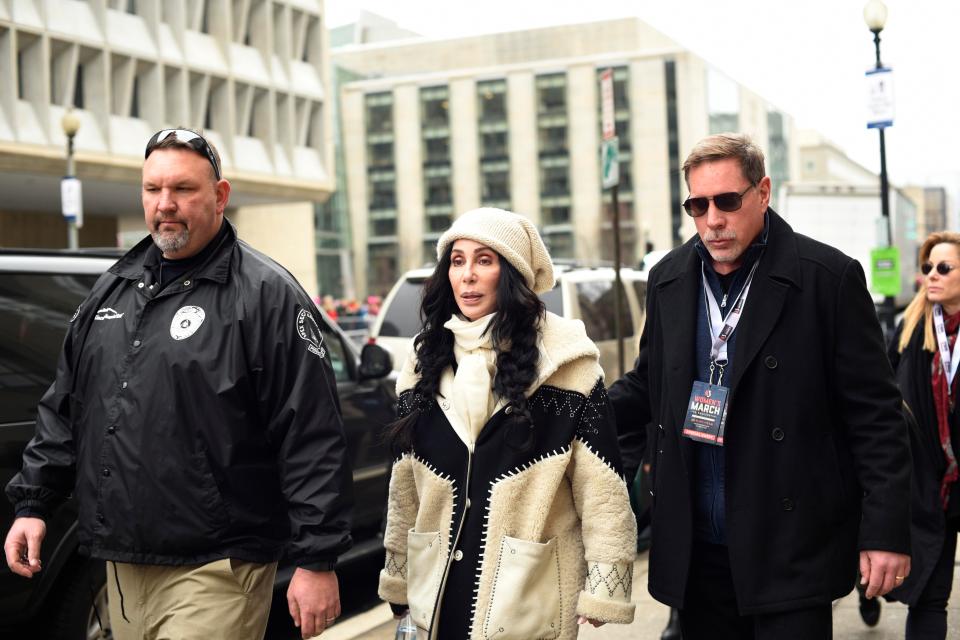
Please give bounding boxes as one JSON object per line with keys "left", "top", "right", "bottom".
{"left": 436, "top": 208, "right": 556, "bottom": 294}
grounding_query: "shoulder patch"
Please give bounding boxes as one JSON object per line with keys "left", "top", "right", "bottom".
{"left": 297, "top": 307, "right": 326, "bottom": 358}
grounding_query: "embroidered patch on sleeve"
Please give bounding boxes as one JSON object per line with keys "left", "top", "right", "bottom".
{"left": 297, "top": 308, "right": 326, "bottom": 358}
{"left": 586, "top": 561, "right": 633, "bottom": 600}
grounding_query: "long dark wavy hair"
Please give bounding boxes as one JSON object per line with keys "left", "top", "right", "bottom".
{"left": 388, "top": 246, "right": 546, "bottom": 452}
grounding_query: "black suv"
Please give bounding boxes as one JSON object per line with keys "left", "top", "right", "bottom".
{"left": 0, "top": 250, "right": 396, "bottom": 638}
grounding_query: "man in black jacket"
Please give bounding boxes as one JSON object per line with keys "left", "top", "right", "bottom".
{"left": 4, "top": 129, "right": 351, "bottom": 639}
{"left": 608, "top": 133, "right": 911, "bottom": 640}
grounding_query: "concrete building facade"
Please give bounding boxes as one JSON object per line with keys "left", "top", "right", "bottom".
{"left": 902, "top": 185, "right": 950, "bottom": 241}
{"left": 334, "top": 18, "right": 798, "bottom": 297}
{"left": 0, "top": 0, "right": 335, "bottom": 296}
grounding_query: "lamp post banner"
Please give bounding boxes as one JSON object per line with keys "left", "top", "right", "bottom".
{"left": 600, "top": 68, "right": 616, "bottom": 141}
{"left": 865, "top": 66, "right": 894, "bottom": 129}
{"left": 61, "top": 176, "right": 83, "bottom": 227}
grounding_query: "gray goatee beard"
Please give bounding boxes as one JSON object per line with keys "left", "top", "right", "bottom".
{"left": 151, "top": 228, "right": 189, "bottom": 254}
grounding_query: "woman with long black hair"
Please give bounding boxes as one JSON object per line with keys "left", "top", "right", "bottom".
{"left": 377, "top": 208, "right": 637, "bottom": 639}
{"left": 887, "top": 231, "right": 960, "bottom": 639}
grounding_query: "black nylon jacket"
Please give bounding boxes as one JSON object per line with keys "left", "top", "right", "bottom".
{"left": 6, "top": 221, "right": 353, "bottom": 568}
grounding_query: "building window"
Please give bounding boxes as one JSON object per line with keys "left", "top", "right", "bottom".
{"left": 366, "top": 92, "right": 393, "bottom": 133}
{"left": 422, "top": 86, "right": 453, "bottom": 232}
{"left": 544, "top": 231, "right": 574, "bottom": 260}
{"left": 537, "top": 73, "right": 571, "bottom": 253}
{"left": 541, "top": 165, "right": 569, "bottom": 198}
{"left": 767, "top": 108, "right": 789, "bottom": 210}
{"left": 706, "top": 67, "right": 740, "bottom": 134}
{"left": 481, "top": 166, "right": 510, "bottom": 207}
{"left": 368, "top": 243, "right": 398, "bottom": 297}
{"left": 478, "top": 79, "right": 510, "bottom": 209}
{"left": 365, "top": 91, "right": 397, "bottom": 246}
{"left": 421, "top": 86, "right": 449, "bottom": 130}
{"left": 537, "top": 73, "right": 566, "bottom": 116}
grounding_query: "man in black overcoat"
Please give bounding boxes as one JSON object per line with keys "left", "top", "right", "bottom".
{"left": 609, "top": 133, "right": 911, "bottom": 640}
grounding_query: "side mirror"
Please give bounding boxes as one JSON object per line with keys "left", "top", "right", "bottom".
{"left": 359, "top": 343, "right": 392, "bottom": 381}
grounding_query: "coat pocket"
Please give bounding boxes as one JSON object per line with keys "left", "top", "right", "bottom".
{"left": 484, "top": 535, "right": 562, "bottom": 640}
{"left": 406, "top": 529, "right": 445, "bottom": 630}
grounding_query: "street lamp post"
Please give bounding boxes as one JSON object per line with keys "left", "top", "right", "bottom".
{"left": 61, "top": 109, "right": 81, "bottom": 250}
{"left": 864, "top": 0, "right": 895, "bottom": 333}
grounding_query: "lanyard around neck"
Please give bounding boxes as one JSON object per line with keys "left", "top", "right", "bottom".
{"left": 702, "top": 260, "right": 760, "bottom": 365}
{"left": 933, "top": 304, "right": 960, "bottom": 386}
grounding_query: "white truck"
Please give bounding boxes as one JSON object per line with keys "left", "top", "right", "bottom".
{"left": 777, "top": 183, "right": 919, "bottom": 309}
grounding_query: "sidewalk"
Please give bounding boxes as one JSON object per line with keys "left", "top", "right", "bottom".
{"left": 328, "top": 549, "right": 960, "bottom": 639}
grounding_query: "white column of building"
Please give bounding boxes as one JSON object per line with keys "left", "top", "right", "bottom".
{"left": 341, "top": 89, "right": 371, "bottom": 297}
{"left": 449, "top": 77, "right": 479, "bottom": 216}
{"left": 738, "top": 87, "right": 770, "bottom": 158}
{"left": 393, "top": 84, "right": 425, "bottom": 273}
{"left": 506, "top": 71, "right": 539, "bottom": 224}
{"left": 567, "top": 64, "right": 601, "bottom": 263}
{"left": 234, "top": 203, "right": 319, "bottom": 297}
{"left": 675, "top": 53, "right": 709, "bottom": 242}
{"left": 630, "top": 58, "right": 671, "bottom": 254}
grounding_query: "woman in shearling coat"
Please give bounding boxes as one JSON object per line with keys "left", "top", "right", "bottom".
{"left": 377, "top": 208, "right": 637, "bottom": 640}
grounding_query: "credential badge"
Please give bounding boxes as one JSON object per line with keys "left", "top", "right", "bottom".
{"left": 296, "top": 308, "right": 326, "bottom": 358}
{"left": 170, "top": 305, "right": 206, "bottom": 340}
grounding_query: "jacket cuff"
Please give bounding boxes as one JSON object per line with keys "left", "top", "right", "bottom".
{"left": 297, "top": 560, "right": 337, "bottom": 572}
{"left": 575, "top": 560, "right": 635, "bottom": 624}
{"left": 379, "top": 569, "right": 407, "bottom": 605}
{"left": 14, "top": 501, "right": 49, "bottom": 521}
{"left": 576, "top": 590, "right": 636, "bottom": 624}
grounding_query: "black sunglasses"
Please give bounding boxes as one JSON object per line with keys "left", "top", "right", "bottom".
{"left": 921, "top": 261, "right": 958, "bottom": 276}
{"left": 145, "top": 129, "right": 222, "bottom": 181}
{"left": 682, "top": 185, "right": 755, "bottom": 217}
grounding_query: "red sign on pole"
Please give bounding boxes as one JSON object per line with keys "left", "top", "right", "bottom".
{"left": 600, "top": 68, "right": 615, "bottom": 141}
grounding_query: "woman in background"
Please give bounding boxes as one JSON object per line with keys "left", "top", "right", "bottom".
{"left": 887, "top": 231, "right": 960, "bottom": 639}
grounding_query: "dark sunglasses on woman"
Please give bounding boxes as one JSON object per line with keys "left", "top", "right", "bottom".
{"left": 920, "top": 261, "right": 957, "bottom": 276}
{"left": 682, "top": 184, "right": 755, "bottom": 217}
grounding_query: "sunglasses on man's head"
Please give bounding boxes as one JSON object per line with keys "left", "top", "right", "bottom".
{"left": 145, "top": 129, "right": 222, "bottom": 181}
{"left": 682, "top": 185, "right": 755, "bottom": 217}
{"left": 921, "top": 261, "right": 958, "bottom": 276}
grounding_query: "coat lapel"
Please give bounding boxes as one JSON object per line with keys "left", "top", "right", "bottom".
{"left": 656, "top": 242, "right": 701, "bottom": 468}
{"left": 727, "top": 211, "right": 801, "bottom": 392}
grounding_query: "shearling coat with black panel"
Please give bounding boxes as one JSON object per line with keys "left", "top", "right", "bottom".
{"left": 378, "top": 312, "right": 637, "bottom": 640}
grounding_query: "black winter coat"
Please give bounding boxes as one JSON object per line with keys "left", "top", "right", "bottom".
{"left": 608, "top": 210, "right": 911, "bottom": 614}
{"left": 886, "top": 320, "right": 960, "bottom": 606}
{"left": 6, "top": 222, "right": 352, "bottom": 568}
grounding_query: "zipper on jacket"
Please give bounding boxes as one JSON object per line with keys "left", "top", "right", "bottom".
{"left": 427, "top": 449, "right": 472, "bottom": 638}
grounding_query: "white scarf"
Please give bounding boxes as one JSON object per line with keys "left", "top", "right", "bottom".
{"left": 443, "top": 313, "right": 499, "bottom": 447}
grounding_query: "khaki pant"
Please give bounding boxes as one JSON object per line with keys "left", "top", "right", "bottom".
{"left": 106, "top": 558, "right": 278, "bottom": 640}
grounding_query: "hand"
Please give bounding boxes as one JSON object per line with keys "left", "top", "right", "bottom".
{"left": 860, "top": 550, "right": 911, "bottom": 599}
{"left": 4, "top": 517, "right": 46, "bottom": 578}
{"left": 577, "top": 615, "right": 606, "bottom": 627}
{"left": 287, "top": 568, "right": 341, "bottom": 638}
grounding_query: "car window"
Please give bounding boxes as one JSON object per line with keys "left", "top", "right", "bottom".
{"left": 378, "top": 280, "right": 425, "bottom": 338}
{"left": 575, "top": 279, "right": 633, "bottom": 341}
{"left": 0, "top": 273, "right": 99, "bottom": 424}
{"left": 540, "top": 285, "right": 563, "bottom": 314}
{"left": 319, "top": 327, "right": 351, "bottom": 383}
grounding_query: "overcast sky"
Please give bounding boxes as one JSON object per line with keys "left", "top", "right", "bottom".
{"left": 328, "top": 0, "right": 960, "bottom": 216}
